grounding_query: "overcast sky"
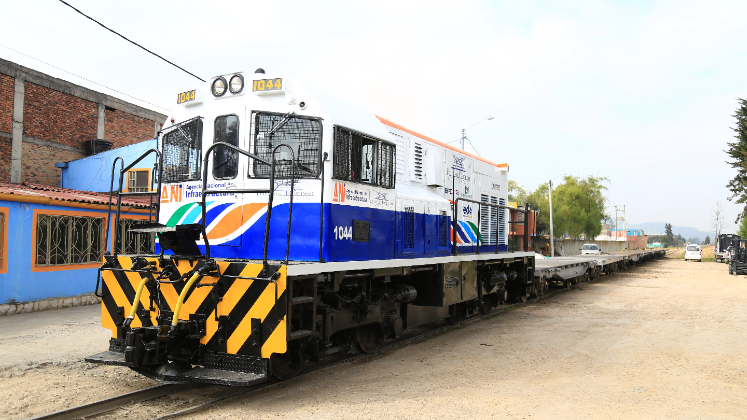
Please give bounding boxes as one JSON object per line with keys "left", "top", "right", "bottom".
{"left": 2, "top": 0, "right": 745, "bottom": 234}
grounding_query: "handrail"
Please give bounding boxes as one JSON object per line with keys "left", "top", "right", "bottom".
{"left": 201, "top": 142, "right": 296, "bottom": 267}
{"left": 105, "top": 157, "right": 124, "bottom": 254}
{"left": 111, "top": 148, "right": 163, "bottom": 255}
{"left": 269, "top": 144, "right": 296, "bottom": 266}
{"left": 452, "top": 197, "right": 532, "bottom": 256}
{"left": 201, "top": 142, "right": 271, "bottom": 260}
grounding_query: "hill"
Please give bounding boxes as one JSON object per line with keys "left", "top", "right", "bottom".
{"left": 626, "top": 223, "right": 716, "bottom": 243}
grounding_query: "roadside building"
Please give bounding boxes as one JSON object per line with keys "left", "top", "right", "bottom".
{"left": 0, "top": 181, "right": 153, "bottom": 307}
{"left": 0, "top": 58, "right": 166, "bottom": 187}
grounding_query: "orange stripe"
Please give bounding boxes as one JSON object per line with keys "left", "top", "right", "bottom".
{"left": 207, "top": 203, "right": 267, "bottom": 240}
{"left": 376, "top": 115, "right": 508, "bottom": 169}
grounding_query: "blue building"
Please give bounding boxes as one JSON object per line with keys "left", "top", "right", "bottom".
{"left": 0, "top": 181, "right": 151, "bottom": 304}
{"left": 58, "top": 139, "right": 157, "bottom": 192}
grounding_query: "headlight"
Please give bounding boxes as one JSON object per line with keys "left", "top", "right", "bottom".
{"left": 229, "top": 74, "right": 244, "bottom": 94}
{"left": 211, "top": 77, "right": 227, "bottom": 97}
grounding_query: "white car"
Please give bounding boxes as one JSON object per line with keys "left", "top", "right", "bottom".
{"left": 685, "top": 245, "right": 702, "bottom": 261}
{"left": 581, "top": 244, "right": 601, "bottom": 255}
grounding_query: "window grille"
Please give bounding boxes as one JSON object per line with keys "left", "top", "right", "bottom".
{"left": 116, "top": 219, "right": 156, "bottom": 255}
{"left": 403, "top": 206, "right": 415, "bottom": 249}
{"left": 333, "top": 125, "right": 396, "bottom": 189}
{"left": 36, "top": 215, "right": 105, "bottom": 266}
{"left": 253, "top": 112, "right": 321, "bottom": 179}
{"left": 413, "top": 142, "right": 423, "bottom": 180}
{"left": 378, "top": 142, "right": 396, "bottom": 188}
{"left": 491, "top": 196, "right": 499, "bottom": 246}
{"left": 438, "top": 210, "right": 448, "bottom": 248}
{"left": 162, "top": 117, "right": 203, "bottom": 183}
{"left": 213, "top": 115, "right": 240, "bottom": 179}
{"left": 128, "top": 170, "right": 149, "bottom": 192}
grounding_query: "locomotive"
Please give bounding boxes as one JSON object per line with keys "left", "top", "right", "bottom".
{"left": 86, "top": 69, "right": 536, "bottom": 385}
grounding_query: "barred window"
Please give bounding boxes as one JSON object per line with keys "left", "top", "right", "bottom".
{"left": 378, "top": 142, "right": 396, "bottom": 188}
{"left": 403, "top": 206, "right": 415, "bottom": 249}
{"left": 36, "top": 215, "right": 105, "bottom": 266}
{"left": 334, "top": 125, "right": 396, "bottom": 189}
{"left": 116, "top": 219, "right": 156, "bottom": 255}
{"left": 438, "top": 210, "right": 448, "bottom": 248}
{"left": 213, "top": 115, "right": 239, "bottom": 179}
{"left": 253, "top": 112, "right": 321, "bottom": 179}
{"left": 162, "top": 117, "right": 203, "bottom": 183}
{"left": 127, "top": 170, "right": 149, "bottom": 192}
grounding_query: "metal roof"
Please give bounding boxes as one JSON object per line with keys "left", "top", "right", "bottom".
{"left": 0, "top": 182, "right": 152, "bottom": 208}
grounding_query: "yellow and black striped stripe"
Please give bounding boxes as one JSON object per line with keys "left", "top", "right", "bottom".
{"left": 100, "top": 256, "right": 287, "bottom": 359}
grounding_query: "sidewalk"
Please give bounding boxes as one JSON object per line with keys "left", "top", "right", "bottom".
{"left": 0, "top": 305, "right": 109, "bottom": 370}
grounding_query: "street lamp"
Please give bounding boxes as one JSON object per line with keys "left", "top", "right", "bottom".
{"left": 461, "top": 116, "right": 494, "bottom": 152}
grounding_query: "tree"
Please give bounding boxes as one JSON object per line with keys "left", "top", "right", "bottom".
{"left": 705, "top": 235, "right": 711, "bottom": 245}
{"left": 552, "top": 175, "right": 609, "bottom": 239}
{"left": 664, "top": 223, "right": 674, "bottom": 242}
{"left": 738, "top": 216, "right": 747, "bottom": 238}
{"left": 525, "top": 183, "right": 550, "bottom": 235}
{"left": 712, "top": 202, "right": 727, "bottom": 237}
{"left": 661, "top": 235, "right": 671, "bottom": 247}
{"left": 726, "top": 98, "right": 747, "bottom": 222}
{"left": 508, "top": 180, "right": 527, "bottom": 204}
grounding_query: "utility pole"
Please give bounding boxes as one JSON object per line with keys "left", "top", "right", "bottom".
{"left": 614, "top": 205, "right": 618, "bottom": 241}
{"left": 461, "top": 129, "right": 466, "bottom": 150}
{"left": 549, "top": 180, "right": 554, "bottom": 257}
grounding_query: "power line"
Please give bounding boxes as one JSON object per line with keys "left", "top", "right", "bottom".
{"left": 57, "top": 0, "right": 205, "bottom": 82}
{"left": 0, "top": 43, "right": 171, "bottom": 112}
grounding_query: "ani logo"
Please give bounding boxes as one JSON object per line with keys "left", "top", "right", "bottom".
{"left": 160, "top": 185, "right": 183, "bottom": 203}
{"left": 375, "top": 192, "right": 388, "bottom": 201}
{"left": 333, "top": 182, "right": 346, "bottom": 202}
{"left": 452, "top": 156, "right": 465, "bottom": 172}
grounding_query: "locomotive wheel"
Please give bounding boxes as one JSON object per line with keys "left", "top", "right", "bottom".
{"left": 354, "top": 324, "right": 383, "bottom": 354}
{"left": 515, "top": 294, "right": 528, "bottom": 303}
{"left": 270, "top": 341, "right": 304, "bottom": 381}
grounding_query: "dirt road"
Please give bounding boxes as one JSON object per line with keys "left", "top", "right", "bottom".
{"left": 2, "top": 256, "right": 745, "bottom": 419}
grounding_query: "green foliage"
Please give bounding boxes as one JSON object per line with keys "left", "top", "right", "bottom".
{"left": 726, "top": 98, "right": 747, "bottom": 221}
{"left": 665, "top": 223, "right": 674, "bottom": 242}
{"left": 526, "top": 183, "right": 550, "bottom": 235}
{"left": 704, "top": 235, "right": 711, "bottom": 245}
{"left": 661, "top": 235, "right": 672, "bottom": 247}
{"left": 737, "top": 216, "right": 747, "bottom": 238}
{"left": 508, "top": 180, "right": 528, "bottom": 204}
{"left": 552, "top": 175, "right": 609, "bottom": 239}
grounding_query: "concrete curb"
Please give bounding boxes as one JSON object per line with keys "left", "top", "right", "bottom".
{"left": 0, "top": 292, "right": 101, "bottom": 316}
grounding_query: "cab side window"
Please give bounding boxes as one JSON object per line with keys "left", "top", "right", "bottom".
{"left": 213, "top": 115, "right": 239, "bottom": 179}
{"left": 333, "top": 125, "right": 395, "bottom": 188}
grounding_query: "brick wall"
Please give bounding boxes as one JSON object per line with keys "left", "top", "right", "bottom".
{"left": 22, "top": 142, "right": 85, "bottom": 187}
{"left": 105, "top": 108, "right": 157, "bottom": 146}
{"left": 0, "top": 74, "right": 12, "bottom": 133}
{"left": 23, "top": 82, "right": 98, "bottom": 148}
{"left": 0, "top": 137, "right": 11, "bottom": 181}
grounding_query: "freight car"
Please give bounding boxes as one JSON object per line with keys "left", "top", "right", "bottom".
{"left": 86, "top": 69, "right": 537, "bottom": 385}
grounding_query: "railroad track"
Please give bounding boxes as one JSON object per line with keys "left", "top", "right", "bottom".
{"left": 29, "top": 256, "right": 666, "bottom": 420}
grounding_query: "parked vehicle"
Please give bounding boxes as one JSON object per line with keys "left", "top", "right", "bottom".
{"left": 581, "top": 244, "right": 601, "bottom": 255}
{"left": 685, "top": 244, "right": 702, "bottom": 261}
{"left": 715, "top": 234, "right": 740, "bottom": 263}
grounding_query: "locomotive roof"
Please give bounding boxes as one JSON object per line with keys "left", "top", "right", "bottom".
{"left": 376, "top": 116, "right": 508, "bottom": 170}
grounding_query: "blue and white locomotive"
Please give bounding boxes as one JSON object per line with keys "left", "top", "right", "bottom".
{"left": 87, "top": 69, "right": 536, "bottom": 385}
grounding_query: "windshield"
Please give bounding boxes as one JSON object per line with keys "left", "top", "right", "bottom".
{"left": 582, "top": 245, "right": 599, "bottom": 250}
{"left": 252, "top": 112, "right": 321, "bottom": 179}
{"left": 686, "top": 245, "right": 699, "bottom": 251}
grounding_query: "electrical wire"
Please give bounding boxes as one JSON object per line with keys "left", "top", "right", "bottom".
{"left": 0, "top": 43, "right": 171, "bottom": 112}
{"left": 57, "top": 0, "right": 205, "bottom": 82}
{"left": 465, "top": 137, "right": 482, "bottom": 157}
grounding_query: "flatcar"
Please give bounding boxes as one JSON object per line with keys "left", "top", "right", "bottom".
{"left": 86, "top": 69, "right": 537, "bottom": 385}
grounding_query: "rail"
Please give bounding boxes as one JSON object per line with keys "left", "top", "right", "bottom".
{"left": 108, "top": 148, "right": 163, "bottom": 255}
{"left": 452, "top": 197, "right": 532, "bottom": 256}
{"left": 201, "top": 142, "right": 297, "bottom": 267}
